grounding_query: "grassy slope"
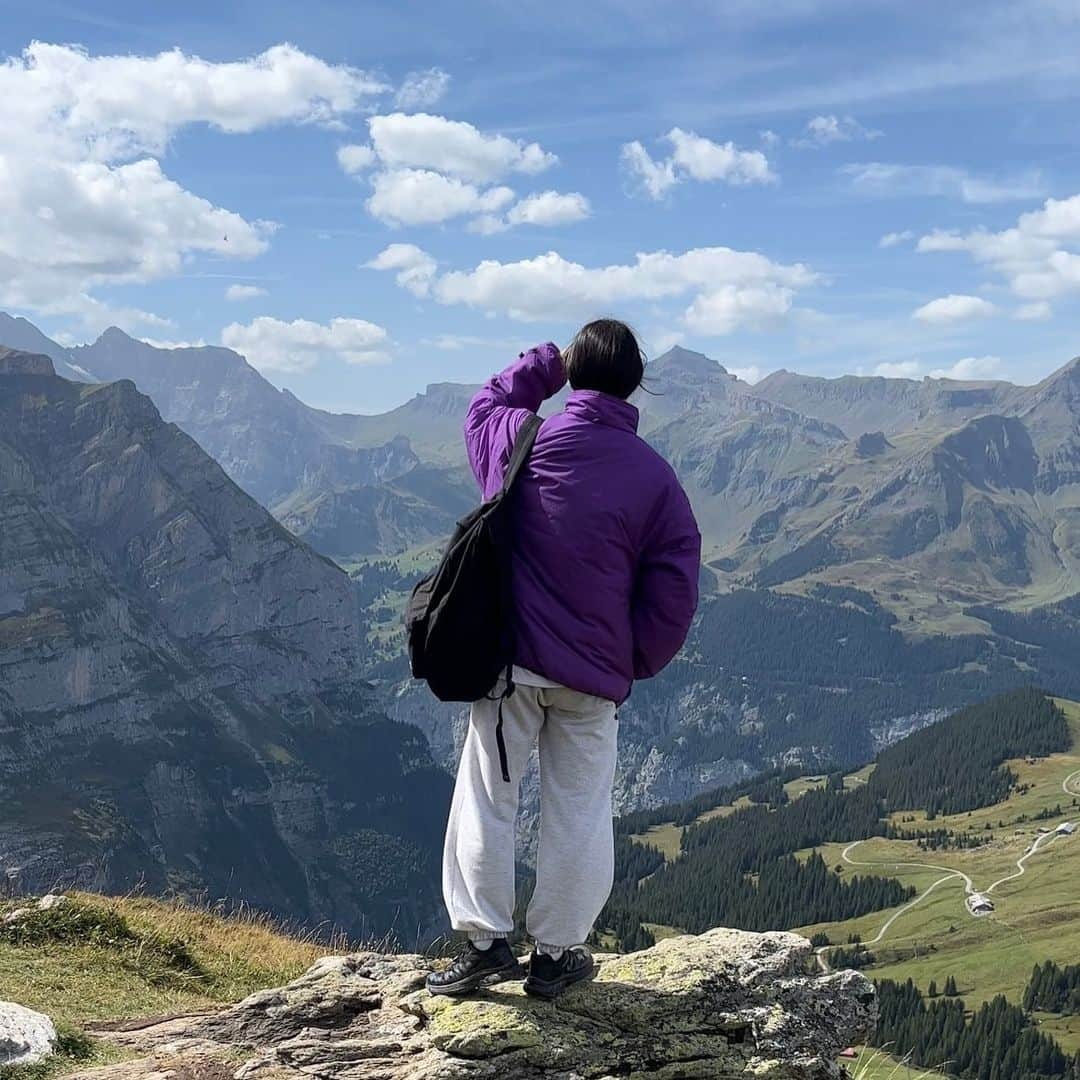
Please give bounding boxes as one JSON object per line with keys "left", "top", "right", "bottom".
{"left": 0, "top": 892, "right": 332, "bottom": 1077}
{"left": 623, "top": 697, "right": 1080, "bottom": 1067}
{"left": 795, "top": 698, "right": 1080, "bottom": 1054}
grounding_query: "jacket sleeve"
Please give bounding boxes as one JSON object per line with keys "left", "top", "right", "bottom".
{"left": 631, "top": 478, "right": 702, "bottom": 680}
{"left": 464, "top": 343, "right": 566, "bottom": 500}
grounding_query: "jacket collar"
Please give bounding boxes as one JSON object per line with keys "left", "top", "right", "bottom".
{"left": 564, "top": 389, "right": 639, "bottom": 433}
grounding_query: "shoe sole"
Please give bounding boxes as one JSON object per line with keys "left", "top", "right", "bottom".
{"left": 426, "top": 959, "right": 525, "bottom": 997}
{"left": 523, "top": 963, "right": 596, "bottom": 1000}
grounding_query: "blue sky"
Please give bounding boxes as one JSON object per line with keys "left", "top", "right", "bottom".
{"left": 2, "top": 2, "right": 1080, "bottom": 412}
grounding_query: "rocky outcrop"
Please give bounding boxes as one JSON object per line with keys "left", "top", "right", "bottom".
{"left": 0, "top": 1001, "right": 57, "bottom": 1066}
{"left": 78, "top": 928, "right": 875, "bottom": 1079}
{"left": 0, "top": 345, "right": 54, "bottom": 376}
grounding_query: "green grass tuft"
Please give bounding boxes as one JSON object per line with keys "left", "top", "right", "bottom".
{"left": 1, "top": 898, "right": 200, "bottom": 978}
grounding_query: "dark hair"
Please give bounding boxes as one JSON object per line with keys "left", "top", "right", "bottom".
{"left": 563, "top": 319, "right": 645, "bottom": 400}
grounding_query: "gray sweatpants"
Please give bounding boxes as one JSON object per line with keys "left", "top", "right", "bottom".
{"left": 442, "top": 679, "right": 618, "bottom": 951}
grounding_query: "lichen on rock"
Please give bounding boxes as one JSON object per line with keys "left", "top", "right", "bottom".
{"left": 75, "top": 926, "right": 875, "bottom": 1079}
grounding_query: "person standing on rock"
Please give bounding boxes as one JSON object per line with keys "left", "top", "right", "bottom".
{"left": 427, "top": 319, "right": 701, "bottom": 999}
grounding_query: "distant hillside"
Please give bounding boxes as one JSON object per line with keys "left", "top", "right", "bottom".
{"left": 753, "top": 366, "right": 1023, "bottom": 437}
{"left": 0, "top": 348, "right": 451, "bottom": 938}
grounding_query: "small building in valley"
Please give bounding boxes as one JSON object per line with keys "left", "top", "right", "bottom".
{"left": 1056, "top": 821, "right": 1076, "bottom": 835}
{"left": 967, "top": 893, "right": 995, "bottom": 916}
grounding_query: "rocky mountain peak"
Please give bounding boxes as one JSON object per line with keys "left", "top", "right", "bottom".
{"left": 0, "top": 348, "right": 55, "bottom": 377}
{"left": 96, "top": 325, "right": 132, "bottom": 345}
{"left": 652, "top": 345, "right": 730, "bottom": 378}
{"left": 1036, "top": 354, "right": 1080, "bottom": 394}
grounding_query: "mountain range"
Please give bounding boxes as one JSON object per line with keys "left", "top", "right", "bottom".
{"left": 9, "top": 311, "right": 1074, "bottom": 628}
{"left": 2, "top": 310, "right": 1079, "bottom": 889}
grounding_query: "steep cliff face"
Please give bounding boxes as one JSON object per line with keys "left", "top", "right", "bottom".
{"left": 0, "top": 350, "right": 451, "bottom": 937}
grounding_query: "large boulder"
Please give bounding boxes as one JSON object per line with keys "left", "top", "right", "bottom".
{"left": 0, "top": 1001, "right": 57, "bottom": 1067}
{"left": 78, "top": 927, "right": 875, "bottom": 1079}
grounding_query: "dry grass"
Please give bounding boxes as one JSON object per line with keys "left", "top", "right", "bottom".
{"left": 0, "top": 890, "right": 364, "bottom": 1077}
{"left": 1, "top": 889, "right": 380, "bottom": 1075}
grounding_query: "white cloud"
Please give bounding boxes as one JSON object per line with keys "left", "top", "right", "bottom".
{"left": 917, "top": 193, "right": 1080, "bottom": 303}
{"left": 622, "top": 127, "right": 773, "bottom": 200}
{"left": 141, "top": 336, "right": 208, "bottom": 350}
{"left": 467, "top": 214, "right": 512, "bottom": 236}
{"left": 649, "top": 330, "right": 684, "bottom": 355}
{"left": 0, "top": 41, "right": 383, "bottom": 328}
{"left": 394, "top": 68, "right": 450, "bottom": 110}
{"left": 912, "top": 294, "right": 996, "bottom": 324}
{"left": 365, "top": 243, "right": 437, "bottom": 297}
{"left": 622, "top": 128, "right": 775, "bottom": 199}
{"left": 0, "top": 42, "right": 386, "bottom": 159}
{"left": 337, "top": 144, "right": 376, "bottom": 174}
{"left": 928, "top": 355, "right": 1002, "bottom": 380}
{"left": 1014, "top": 300, "right": 1052, "bottom": 321}
{"left": 472, "top": 190, "right": 592, "bottom": 234}
{"left": 759, "top": 130, "right": 780, "bottom": 147}
{"left": 221, "top": 315, "right": 390, "bottom": 373}
{"left": 0, "top": 154, "right": 272, "bottom": 327}
{"left": 337, "top": 112, "right": 575, "bottom": 231}
{"left": 794, "top": 114, "right": 882, "bottom": 148}
{"left": 620, "top": 141, "right": 679, "bottom": 198}
{"left": 668, "top": 128, "right": 775, "bottom": 185}
{"left": 366, "top": 168, "right": 514, "bottom": 227}
{"left": 729, "top": 365, "right": 763, "bottom": 384}
{"left": 684, "top": 283, "right": 794, "bottom": 335}
{"left": 371, "top": 244, "right": 817, "bottom": 334}
{"left": 225, "top": 284, "right": 267, "bottom": 301}
{"left": 422, "top": 333, "right": 518, "bottom": 351}
{"left": 366, "top": 112, "right": 555, "bottom": 184}
{"left": 844, "top": 163, "right": 1044, "bottom": 204}
{"left": 507, "top": 190, "right": 591, "bottom": 227}
{"left": 873, "top": 360, "right": 922, "bottom": 378}
{"left": 879, "top": 229, "right": 914, "bottom": 248}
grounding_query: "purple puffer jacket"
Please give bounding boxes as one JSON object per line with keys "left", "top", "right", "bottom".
{"left": 465, "top": 343, "right": 702, "bottom": 704}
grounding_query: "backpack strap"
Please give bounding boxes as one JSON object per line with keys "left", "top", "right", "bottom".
{"left": 492, "top": 412, "right": 542, "bottom": 783}
{"left": 500, "top": 413, "right": 543, "bottom": 495}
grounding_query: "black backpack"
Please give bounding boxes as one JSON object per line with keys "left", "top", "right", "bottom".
{"left": 405, "top": 414, "right": 542, "bottom": 780}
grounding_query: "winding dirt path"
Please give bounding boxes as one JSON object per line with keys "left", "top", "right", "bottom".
{"left": 841, "top": 840, "right": 975, "bottom": 893}
{"left": 986, "top": 829, "right": 1063, "bottom": 893}
{"left": 981, "top": 767, "right": 1079, "bottom": 893}
{"left": 815, "top": 767, "right": 1080, "bottom": 969}
{"left": 815, "top": 841, "right": 972, "bottom": 972}
{"left": 1064, "top": 769, "right": 1080, "bottom": 797}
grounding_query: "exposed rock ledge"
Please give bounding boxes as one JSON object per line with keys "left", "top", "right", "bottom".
{"left": 74, "top": 928, "right": 875, "bottom": 1079}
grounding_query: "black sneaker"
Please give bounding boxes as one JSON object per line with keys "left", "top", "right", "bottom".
{"left": 425, "top": 939, "right": 524, "bottom": 996}
{"left": 524, "top": 947, "right": 595, "bottom": 1000}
